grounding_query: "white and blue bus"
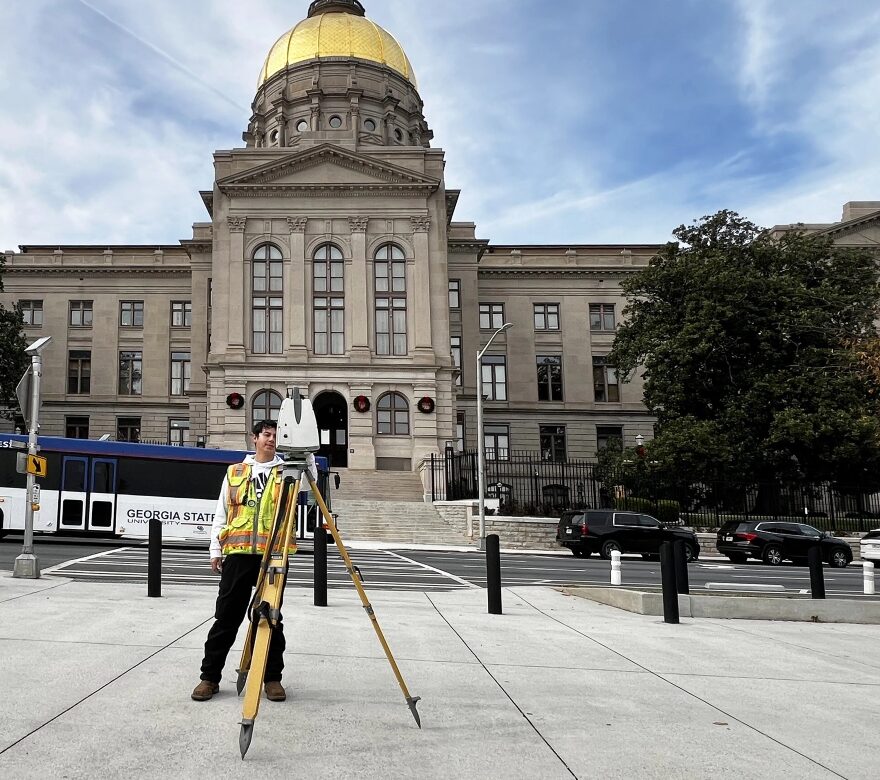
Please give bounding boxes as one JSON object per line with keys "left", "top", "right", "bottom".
{"left": 0, "top": 434, "right": 331, "bottom": 542}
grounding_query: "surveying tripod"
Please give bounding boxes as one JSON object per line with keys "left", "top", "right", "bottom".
{"left": 235, "top": 394, "right": 421, "bottom": 759}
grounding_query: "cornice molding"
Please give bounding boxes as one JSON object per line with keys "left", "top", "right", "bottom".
{"left": 3, "top": 267, "right": 191, "bottom": 276}
{"left": 478, "top": 268, "right": 642, "bottom": 279}
{"left": 221, "top": 183, "right": 436, "bottom": 198}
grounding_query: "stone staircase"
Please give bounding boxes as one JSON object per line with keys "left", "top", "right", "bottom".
{"left": 326, "top": 469, "right": 469, "bottom": 544}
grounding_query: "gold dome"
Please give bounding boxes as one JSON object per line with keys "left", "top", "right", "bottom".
{"left": 258, "top": 12, "right": 417, "bottom": 89}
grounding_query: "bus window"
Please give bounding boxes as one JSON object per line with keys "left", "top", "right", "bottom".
{"left": 63, "top": 459, "right": 86, "bottom": 491}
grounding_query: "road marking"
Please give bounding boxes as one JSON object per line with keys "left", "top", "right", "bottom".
{"left": 41, "top": 546, "right": 133, "bottom": 574}
{"left": 382, "top": 550, "right": 479, "bottom": 588}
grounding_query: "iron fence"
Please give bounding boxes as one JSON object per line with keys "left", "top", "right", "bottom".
{"left": 429, "top": 449, "right": 880, "bottom": 533}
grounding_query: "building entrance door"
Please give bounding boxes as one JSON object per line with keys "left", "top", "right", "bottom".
{"left": 313, "top": 391, "right": 348, "bottom": 468}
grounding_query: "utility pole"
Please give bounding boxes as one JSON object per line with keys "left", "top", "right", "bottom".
{"left": 13, "top": 336, "right": 52, "bottom": 579}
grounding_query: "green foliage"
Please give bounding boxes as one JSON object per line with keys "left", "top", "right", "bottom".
{"left": 0, "top": 255, "right": 29, "bottom": 420}
{"left": 608, "top": 210, "right": 880, "bottom": 487}
{"left": 614, "top": 496, "right": 681, "bottom": 524}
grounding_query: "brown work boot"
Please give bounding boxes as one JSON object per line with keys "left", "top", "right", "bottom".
{"left": 191, "top": 681, "right": 219, "bottom": 701}
{"left": 264, "top": 681, "right": 286, "bottom": 702}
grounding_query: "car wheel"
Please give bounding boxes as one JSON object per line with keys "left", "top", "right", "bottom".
{"left": 829, "top": 549, "right": 850, "bottom": 568}
{"left": 762, "top": 544, "right": 783, "bottom": 566}
{"left": 684, "top": 544, "right": 697, "bottom": 563}
{"left": 726, "top": 554, "right": 747, "bottom": 564}
{"left": 600, "top": 540, "right": 621, "bottom": 559}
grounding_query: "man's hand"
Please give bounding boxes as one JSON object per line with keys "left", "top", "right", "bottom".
{"left": 211, "top": 557, "right": 222, "bottom": 574}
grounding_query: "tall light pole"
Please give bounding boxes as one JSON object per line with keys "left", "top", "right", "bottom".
{"left": 13, "top": 336, "right": 52, "bottom": 579}
{"left": 476, "top": 322, "right": 513, "bottom": 551}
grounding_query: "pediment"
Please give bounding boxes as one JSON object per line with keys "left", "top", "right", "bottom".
{"left": 217, "top": 144, "right": 440, "bottom": 196}
{"left": 821, "top": 210, "right": 880, "bottom": 246}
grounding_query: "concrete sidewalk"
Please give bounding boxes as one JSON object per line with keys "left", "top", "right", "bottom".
{"left": 0, "top": 573, "right": 877, "bottom": 779}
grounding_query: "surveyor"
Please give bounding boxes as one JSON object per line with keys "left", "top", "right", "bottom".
{"left": 191, "top": 419, "right": 315, "bottom": 702}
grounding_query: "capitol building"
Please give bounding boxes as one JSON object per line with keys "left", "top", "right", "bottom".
{"left": 1, "top": 0, "right": 877, "bottom": 471}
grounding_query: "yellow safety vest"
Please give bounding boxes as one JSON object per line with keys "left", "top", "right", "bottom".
{"left": 217, "top": 462, "right": 297, "bottom": 557}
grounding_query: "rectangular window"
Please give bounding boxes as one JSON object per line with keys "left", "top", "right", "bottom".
{"left": 536, "top": 355, "right": 563, "bottom": 401}
{"left": 169, "top": 418, "right": 190, "bottom": 446}
{"left": 19, "top": 300, "right": 43, "bottom": 326}
{"left": 533, "top": 303, "right": 560, "bottom": 331}
{"left": 375, "top": 298, "right": 407, "bottom": 356}
{"left": 483, "top": 424, "right": 509, "bottom": 461}
{"left": 589, "top": 303, "right": 616, "bottom": 331}
{"left": 65, "top": 416, "right": 89, "bottom": 439}
{"left": 170, "top": 352, "right": 191, "bottom": 396}
{"left": 481, "top": 355, "right": 507, "bottom": 401}
{"left": 479, "top": 303, "right": 504, "bottom": 330}
{"left": 314, "top": 297, "right": 345, "bottom": 355}
{"left": 69, "top": 300, "right": 93, "bottom": 327}
{"left": 451, "top": 336, "right": 462, "bottom": 386}
{"left": 67, "top": 350, "right": 91, "bottom": 394}
{"left": 540, "top": 425, "right": 567, "bottom": 462}
{"left": 449, "top": 279, "right": 461, "bottom": 309}
{"left": 120, "top": 301, "right": 144, "bottom": 327}
{"left": 119, "top": 351, "right": 143, "bottom": 395}
{"left": 456, "top": 411, "right": 466, "bottom": 452}
{"left": 253, "top": 296, "right": 283, "bottom": 354}
{"left": 596, "top": 425, "right": 623, "bottom": 453}
{"left": 593, "top": 355, "right": 620, "bottom": 402}
{"left": 171, "top": 301, "right": 192, "bottom": 327}
{"left": 117, "top": 417, "right": 141, "bottom": 443}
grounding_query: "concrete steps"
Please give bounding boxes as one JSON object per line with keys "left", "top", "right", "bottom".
{"left": 329, "top": 499, "right": 470, "bottom": 545}
{"left": 330, "top": 468, "right": 425, "bottom": 503}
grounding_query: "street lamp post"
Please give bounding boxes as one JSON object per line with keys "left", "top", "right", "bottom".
{"left": 476, "top": 322, "right": 513, "bottom": 551}
{"left": 13, "top": 336, "right": 52, "bottom": 579}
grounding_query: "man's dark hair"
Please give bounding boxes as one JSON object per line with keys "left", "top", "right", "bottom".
{"left": 252, "top": 419, "right": 278, "bottom": 436}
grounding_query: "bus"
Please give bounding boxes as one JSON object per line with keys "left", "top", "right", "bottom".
{"left": 0, "top": 434, "right": 333, "bottom": 542}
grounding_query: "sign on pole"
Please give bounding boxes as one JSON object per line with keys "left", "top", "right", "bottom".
{"left": 26, "top": 454, "right": 47, "bottom": 478}
{"left": 15, "top": 368, "right": 33, "bottom": 427}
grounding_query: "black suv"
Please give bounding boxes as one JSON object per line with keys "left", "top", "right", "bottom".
{"left": 716, "top": 521, "right": 851, "bottom": 567}
{"left": 557, "top": 509, "right": 700, "bottom": 561}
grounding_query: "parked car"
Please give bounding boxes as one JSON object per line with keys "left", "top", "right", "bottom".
{"left": 860, "top": 529, "right": 880, "bottom": 564}
{"left": 715, "top": 521, "right": 852, "bottom": 567}
{"left": 556, "top": 509, "right": 700, "bottom": 561}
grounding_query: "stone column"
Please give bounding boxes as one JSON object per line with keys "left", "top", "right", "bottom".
{"left": 227, "top": 216, "right": 247, "bottom": 358}
{"left": 287, "top": 217, "right": 308, "bottom": 359}
{"left": 348, "top": 216, "right": 370, "bottom": 360}
{"left": 411, "top": 216, "right": 433, "bottom": 359}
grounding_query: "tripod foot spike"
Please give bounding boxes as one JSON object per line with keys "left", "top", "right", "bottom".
{"left": 239, "top": 721, "right": 254, "bottom": 759}
{"left": 407, "top": 696, "right": 422, "bottom": 728}
{"left": 235, "top": 670, "right": 247, "bottom": 696}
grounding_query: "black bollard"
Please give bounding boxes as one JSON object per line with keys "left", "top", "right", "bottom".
{"left": 314, "top": 525, "right": 328, "bottom": 607}
{"left": 147, "top": 517, "right": 161, "bottom": 598}
{"left": 486, "top": 533, "right": 502, "bottom": 615}
{"left": 659, "top": 541, "right": 679, "bottom": 624}
{"left": 808, "top": 545, "right": 825, "bottom": 599}
{"left": 673, "top": 539, "right": 690, "bottom": 595}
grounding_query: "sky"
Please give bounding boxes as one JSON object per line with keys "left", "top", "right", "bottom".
{"left": 1, "top": 0, "right": 879, "bottom": 251}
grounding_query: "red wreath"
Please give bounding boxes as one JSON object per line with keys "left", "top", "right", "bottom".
{"left": 226, "top": 392, "right": 245, "bottom": 410}
{"left": 353, "top": 395, "right": 371, "bottom": 413}
{"left": 417, "top": 396, "right": 435, "bottom": 414}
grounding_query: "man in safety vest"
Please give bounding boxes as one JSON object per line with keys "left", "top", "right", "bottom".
{"left": 191, "top": 419, "right": 316, "bottom": 702}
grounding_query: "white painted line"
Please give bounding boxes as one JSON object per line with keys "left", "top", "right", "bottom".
{"left": 41, "top": 546, "right": 134, "bottom": 573}
{"left": 382, "top": 550, "right": 479, "bottom": 588}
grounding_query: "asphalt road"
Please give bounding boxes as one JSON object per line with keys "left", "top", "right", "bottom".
{"left": 1, "top": 534, "right": 877, "bottom": 598}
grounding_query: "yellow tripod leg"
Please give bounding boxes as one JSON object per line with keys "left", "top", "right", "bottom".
{"left": 234, "top": 480, "right": 297, "bottom": 695}
{"left": 307, "top": 475, "right": 422, "bottom": 728}
{"left": 238, "top": 478, "right": 300, "bottom": 759}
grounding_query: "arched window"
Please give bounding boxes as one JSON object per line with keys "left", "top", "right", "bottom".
{"left": 374, "top": 244, "right": 407, "bottom": 355}
{"left": 313, "top": 243, "right": 345, "bottom": 355}
{"left": 252, "top": 244, "right": 283, "bottom": 354}
{"left": 377, "top": 392, "right": 409, "bottom": 435}
{"left": 251, "top": 389, "right": 283, "bottom": 427}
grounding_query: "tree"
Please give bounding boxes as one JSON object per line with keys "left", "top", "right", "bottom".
{"left": 608, "top": 210, "right": 880, "bottom": 488}
{"left": 0, "top": 254, "right": 28, "bottom": 421}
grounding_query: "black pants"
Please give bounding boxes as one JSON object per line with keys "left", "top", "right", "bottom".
{"left": 199, "top": 553, "right": 285, "bottom": 683}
